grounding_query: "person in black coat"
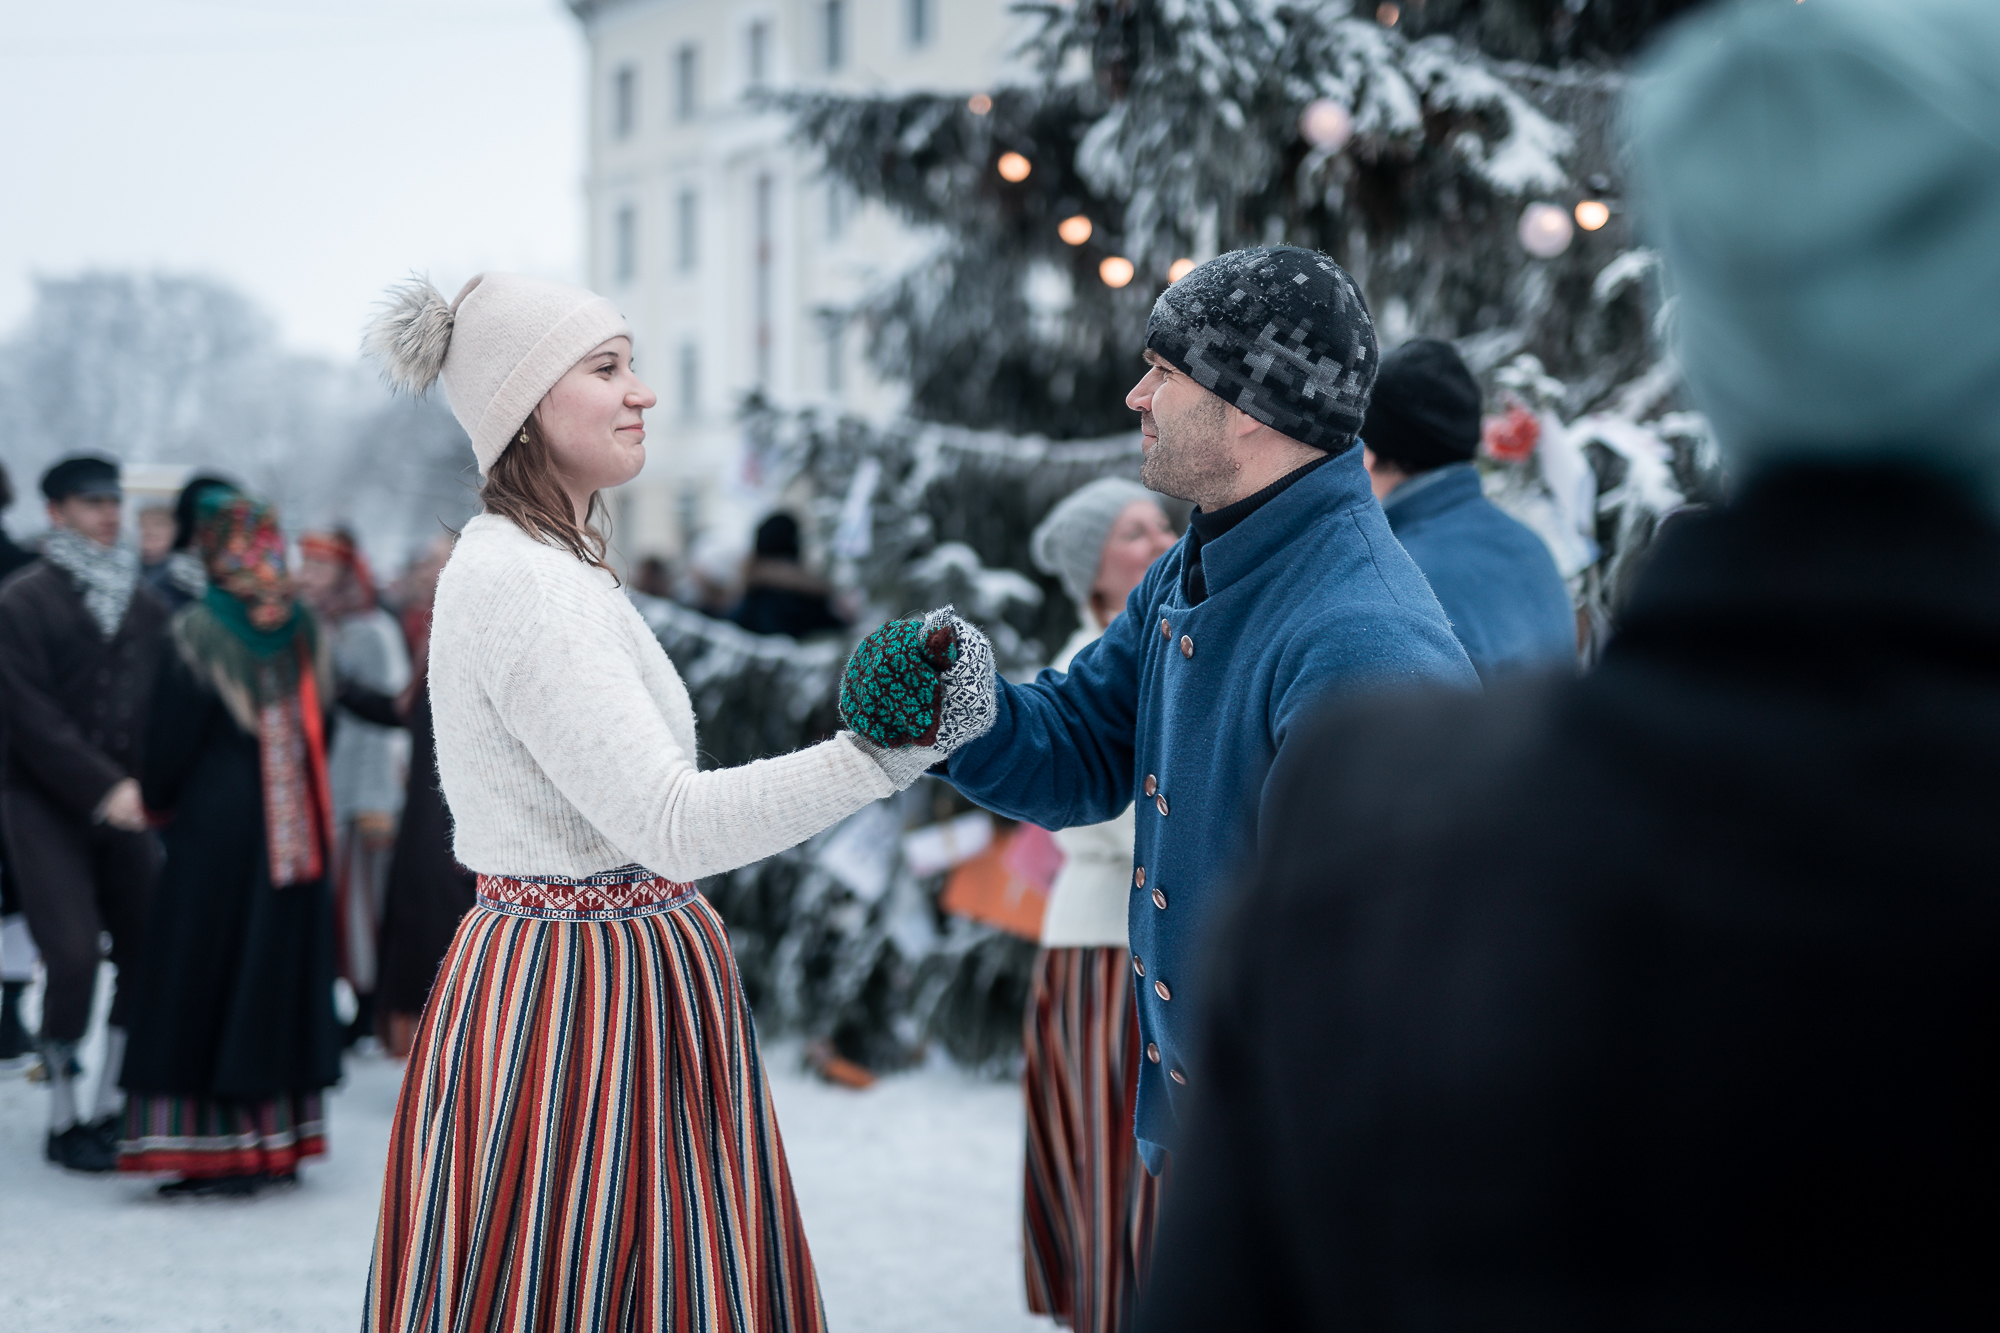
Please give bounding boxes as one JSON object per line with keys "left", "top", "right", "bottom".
{"left": 0, "top": 460, "right": 41, "bottom": 1064}
{"left": 729, "top": 512, "right": 847, "bottom": 638}
{"left": 118, "top": 491, "right": 341, "bottom": 1197}
{"left": 0, "top": 456, "right": 167, "bottom": 1171}
{"left": 1138, "top": 3, "right": 1998, "bottom": 1327}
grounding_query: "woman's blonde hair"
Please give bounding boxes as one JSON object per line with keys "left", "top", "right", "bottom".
{"left": 480, "top": 415, "right": 617, "bottom": 579}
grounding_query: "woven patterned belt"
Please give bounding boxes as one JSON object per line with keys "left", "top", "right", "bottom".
{"left": 475, "top": 865, "right": 696, "bottom": 922}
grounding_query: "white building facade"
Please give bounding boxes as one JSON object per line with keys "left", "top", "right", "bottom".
{"left": 567, "top": 0, "right": 1018, "bottom": 571}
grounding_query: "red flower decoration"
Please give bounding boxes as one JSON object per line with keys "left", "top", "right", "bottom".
{"left": 1482, "top": 405, "right": 1542, "bottom": 464}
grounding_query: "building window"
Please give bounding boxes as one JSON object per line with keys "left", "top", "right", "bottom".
{"left": 823, "top": 1, "right": 844, "bottom": 73}
{"left": 906, "top": 0, "right": 931, "bottom": 48}
{"left": 676, "top": 188, "right": 699, "bottom": 272}
{"left": 614, "top": 204, "right": 637, "bottom": 284}
{"left": 612, "top": 64, "right": 636, "bottom": 139}
{"left": 825, "top": 181, "right": 848, "bottom": 243}
{"left": 674, "top": 44, "right": 699, "bottom": 121}
{"left": 678, "top": 344, "right": 699, "bottom": 419}
{"left": 824, "top": 317, "right": 845, "bottom": 396}
{"left": 755, "top": 173, "right": 774, "bottom": 387}
{"left": 747, "top": 20, "right": 769, "bottom": 90}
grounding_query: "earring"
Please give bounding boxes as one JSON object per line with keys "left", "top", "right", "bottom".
{"left": 519, "top": 427, "right": 529, "bottom": 443}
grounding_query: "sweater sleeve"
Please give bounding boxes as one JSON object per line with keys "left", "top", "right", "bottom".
{"left": 483, "top": 573, "right": 896, "bottom": 884}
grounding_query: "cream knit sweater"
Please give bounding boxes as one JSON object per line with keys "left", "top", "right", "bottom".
{"left": 429, "top": 515, "right": 896, "bottom": 883}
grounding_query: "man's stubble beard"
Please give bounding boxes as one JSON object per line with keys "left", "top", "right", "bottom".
{"left": 1139, "top": 393, "right": 1237, "bottom": 508}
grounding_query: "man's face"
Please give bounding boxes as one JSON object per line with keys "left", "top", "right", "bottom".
{"left": 1126, "top": 350, "right": 1237, "bottom": 506}
{"left": 47, "top": 494, "right": 122, "bottom": 548}
{"left": 138, "top": 508, "right": 175, "bottom": 564}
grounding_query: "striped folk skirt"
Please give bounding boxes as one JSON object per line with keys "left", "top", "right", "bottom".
{"left": 119, "top": 1091, "right": 325, "bottom": 1177}
{"left": 1022, "top": 946, "right": 1164, "bottom": 1333}
{"left": 364, "top": 867, "right": 825, "bottom": 1333}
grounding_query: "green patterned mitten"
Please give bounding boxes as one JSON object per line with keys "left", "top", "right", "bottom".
{"left": 839, "top": 616, "right": 960, "bottom": 748}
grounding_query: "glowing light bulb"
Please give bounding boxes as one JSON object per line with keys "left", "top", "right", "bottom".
{"left": 1168, "top": 258, "right": 1196, "bottom": 283}
{"left": 1299, "top": 98, "right": 1352, "bottom": 152}
{"left": 1376, "top": 3, "right": 1400, "bottom": 25}
{"left": 1518, "top": 202, "right": 1575, "bottom": 258}
{"left": 967, "top": 94, "right": 993, "bottom": 115}
{"left": 1057, "top": 215, "right": 1094, "bottom": 246}
{"left": 1099, "top": 256, "right": 1136, "bottom": 289}
{"left": 997, "top": 152, "right": 1032, "bottom": 183}
{"left": 1574, "top": 200, "right": 1610, "bottom": 231}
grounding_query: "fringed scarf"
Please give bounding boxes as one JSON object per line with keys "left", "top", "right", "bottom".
{"left": 41, "top": 527, "right": 140, "bottom": 640}
{"left": 173, "top": 492, "right": 335, "bottom": 889}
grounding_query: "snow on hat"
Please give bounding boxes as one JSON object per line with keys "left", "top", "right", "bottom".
{"left": 1031, "top": 477, "right": 1158, "bottom": 611}
{"left": 363, "top": 272, "right": 630, "bottom": 475}
{"left": 1361, "top": 338, "right": 1483, "bottom": 474}
{"left": 1631, "top": 0, "right": 2000, "bottom": 502}
{"left": 1144, "top": 246, "right": 1378, "bottom": 453}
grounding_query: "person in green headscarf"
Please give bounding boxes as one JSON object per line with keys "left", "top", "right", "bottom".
{"left": 116, "top": 490, "right": 343, "bottom": 1198}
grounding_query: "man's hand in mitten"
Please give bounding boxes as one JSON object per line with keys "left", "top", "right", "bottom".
{"left": 840, "top": 607, "right": 998, "bottom": 787}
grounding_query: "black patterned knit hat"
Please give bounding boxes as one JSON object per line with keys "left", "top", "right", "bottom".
{"left": 1144, "top": 246, "right": 1378, "bottom": 453}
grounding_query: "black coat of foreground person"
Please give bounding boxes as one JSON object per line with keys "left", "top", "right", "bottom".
{"left": 1136, "top": 465, "right": 1995, "bottom": 1329}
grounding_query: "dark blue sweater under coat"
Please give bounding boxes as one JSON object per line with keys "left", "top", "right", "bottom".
{"left": 945, "top": 445, "right": 1478, "bottom": 1169}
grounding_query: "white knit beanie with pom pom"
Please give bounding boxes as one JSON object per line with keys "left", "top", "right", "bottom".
{"left": 362, "top": 272, "right": 629, "bottom": 475}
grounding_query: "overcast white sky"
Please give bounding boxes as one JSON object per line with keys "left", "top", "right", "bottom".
{"left": 0, "top": 0, "right": 585, "bottom": 360}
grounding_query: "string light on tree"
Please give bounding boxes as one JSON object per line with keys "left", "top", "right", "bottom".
{"left": 1517, "top": 202, "right": 1575, "bottom": 258}
{"left": 1057, "top": 215, "right": 1093, "bottom": 246}
{"left": 1168, "top": 258, "right": 1196, "bottom": 283}
{"left": 1574, "top": 200, "right": 1611, "bottom": 231}
{"left": 1298, "top": 98, "right": 1353, "bottom": 152}
{"left": 967, "top": 94, "right": 992, "bottom": 115}
{"left": 1099, "top": 256, "right": 1135, "bottom": 289}
{"left": 997, "top": 152, "right": 1032, "bottom": 183}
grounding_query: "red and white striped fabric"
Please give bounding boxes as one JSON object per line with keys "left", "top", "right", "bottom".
{"left": 365, "top": 867, "right": 825, "bottom": 1332}
{"left": 1022, "top": 945, "right": 1165, "bottom": 1333}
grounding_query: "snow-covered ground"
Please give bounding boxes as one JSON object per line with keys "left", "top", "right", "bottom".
{"left": 0, "top": 966, "right": 1049, "bottom": 1332}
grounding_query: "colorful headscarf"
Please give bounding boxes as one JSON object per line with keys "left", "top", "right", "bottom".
{"left": 299, "top": 528, "right": 378, "bottom": 620}
{"left": 197, "top": 491, "right": 300, "bottom": 648}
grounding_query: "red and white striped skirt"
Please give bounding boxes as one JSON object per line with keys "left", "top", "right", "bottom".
{"left": 364, "top": 866, "right": 825, "bottom": 1333}
{"left": 1021, "top": 945, "right": 1164, "bottom": 1333}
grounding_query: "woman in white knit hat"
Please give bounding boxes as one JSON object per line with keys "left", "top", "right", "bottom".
{"left": 1020, "top": 478, "right": 1177, "bottom": 1333}
{"left": 357, "top": 272, "right": 995, "bottom": 1333}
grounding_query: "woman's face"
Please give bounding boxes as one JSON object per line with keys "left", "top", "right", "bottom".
{"left": 533, "top": 336, "right": 658, "bottom": 496}
{"left": 1092, "top": 499, "right": 1178, "bottom": 627}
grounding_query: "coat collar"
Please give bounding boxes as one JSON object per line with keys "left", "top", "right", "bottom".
{"left": 1187, "top": 442, "right": 1375, "bottom": 600}
{"left": 1380, "top": 461, "right": 1481, "bottom": 529}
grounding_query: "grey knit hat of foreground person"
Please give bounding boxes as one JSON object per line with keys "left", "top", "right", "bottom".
{"left": 1631, "top": 0, "right": 2000, "bottom": 505}
{"left": 1031, "top": 477, "right": 1158, "bottom": 610}
{"left": 1144, "top": 246, "right": 1378, "bottom": 453}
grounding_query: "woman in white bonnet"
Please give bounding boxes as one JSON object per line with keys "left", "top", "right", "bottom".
{"left": 1021, "top": 478, "right": 1177, "bottom": 1333}
{"left": 358, "top": 273, "right": 994, "bottom": 1332}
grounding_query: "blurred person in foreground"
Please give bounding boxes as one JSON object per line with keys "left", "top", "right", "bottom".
{"left": 938, "top": 247, "right": 1477, "bottom": 1188}
{"left": 1020, "top": 478, "right": 1179, "bottom": 1333}
{"left": 299, "top": 527, "right": 410, "bottom": 1046}
{"left": 144, "top": 472, "right": 237, "bottom": 609}
{"left": 1138, "top": 2, "right": 1999, "bottom": 1327}
{"left": 118, "top": 490, "right": 341, "bottom": 1197}
{"left": 730, "top": 511, "right": 847, "bottom": 638}
{"left": 0, "top": 456, "right": 166, "bottom": 1172}
{"left": 0, "top": 461, "right": 42, "bottom": 1065}
{"left": 1362, "top": 338, "right": 1576, "bottom": 680}
{"left": 336, "top": 535, "right": 475, "bottom": 1058}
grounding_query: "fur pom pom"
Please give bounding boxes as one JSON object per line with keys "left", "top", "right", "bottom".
{"left": 362, "top": 275, "right": 455, "bottom": 395}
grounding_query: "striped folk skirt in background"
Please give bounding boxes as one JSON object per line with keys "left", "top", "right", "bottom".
{"left": 1022, "top": 945, "right": 1164, "bottom": 1333}
{"left": 119, "top": 1091, "right": 325, "bottom": 1177}
{"left": 364, "top": 866, "right": 825, "bottom": 1333}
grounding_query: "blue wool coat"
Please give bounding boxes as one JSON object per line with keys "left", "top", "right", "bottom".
{"left": 946, "top": 445, "right": 1478, "bottom": 1169}
{"left": 1381, "top": 462, "right": 1577, "bottom": 682}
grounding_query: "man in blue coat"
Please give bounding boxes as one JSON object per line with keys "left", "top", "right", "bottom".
{"left": 943, "top": 247, "right": 1478, "bottom": 1174}
{"left": 1361, "top": 338, "right": 1576, "bottom": 681}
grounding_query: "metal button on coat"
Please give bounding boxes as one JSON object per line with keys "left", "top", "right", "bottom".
{"left": 1155, "top": 793, "right": 1169, "bottom": 818}
{"left": 1153, "top": 979, "right": 1171, "bottom": 1002}
{"left": 1180, "top": 634, "right": 1193, "bottom": 659}
{"left": 1134, "top": 865, "right": 1146, "bottom": 889}
{"left": 1143, "top": 775, "right": 1157, "bottom": 797}
{"left": 1132, "top": 955, "right": 1144, "bottom": 977}
{"left": 1169, "top": 1067, "right": 1188, "bottom": 1086}
{"left": 1146, "top": 1043, "right": 1160, "bottom": 1064}
{"left": 1151, "top": 887, "right": 1167, "bottom": 911}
